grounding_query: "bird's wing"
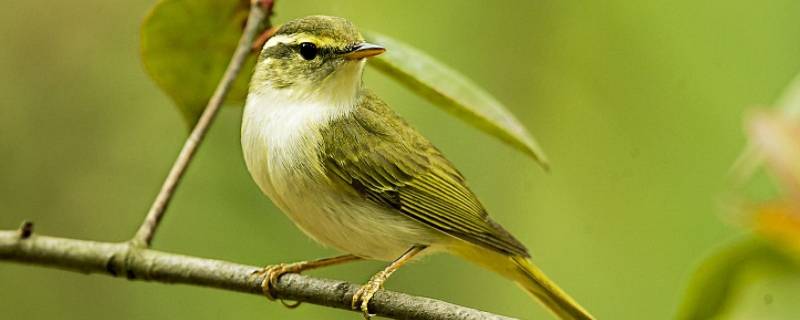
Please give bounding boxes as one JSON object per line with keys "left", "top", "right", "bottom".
{"left": 320, "top": 90, "right": 529, "bottom": 257}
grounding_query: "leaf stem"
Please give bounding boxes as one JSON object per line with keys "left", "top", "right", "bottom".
{"left": 131, "top": 0, "right": 271, "bottom": 248}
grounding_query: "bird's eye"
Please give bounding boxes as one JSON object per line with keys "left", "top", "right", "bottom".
{"left": 299, "top": 42, "right": 318, "bottom": 60}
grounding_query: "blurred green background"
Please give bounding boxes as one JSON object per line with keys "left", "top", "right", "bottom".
{"left": 3, "top": 1, "right": 800, "bottom": 319}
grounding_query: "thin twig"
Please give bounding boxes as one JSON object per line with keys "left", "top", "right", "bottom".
{"left": 131, "top": 0, "right": 271, "bottom": 248}
{"left": 0, "top": 231, "right": 515, "bottom": 320}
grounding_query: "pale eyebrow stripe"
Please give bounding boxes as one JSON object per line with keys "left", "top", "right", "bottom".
{"left": 264, "top": 33, "right": 341, "bottom": 48}
{"left": 263, "top": 34, "right": 294, "bottom": 49}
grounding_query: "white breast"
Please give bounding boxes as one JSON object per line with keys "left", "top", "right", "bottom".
{"left": 241, "top": 90, "right": 443, "bottom": 261}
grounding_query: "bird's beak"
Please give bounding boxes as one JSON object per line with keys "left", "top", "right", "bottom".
{"left": 344, "top": 42, "right": 386, "bottom": 60}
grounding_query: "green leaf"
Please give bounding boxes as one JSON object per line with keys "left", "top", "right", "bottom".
{"left": 676, "top": 238, "right": 799, "bottom": 320}
{"left": 364, "top": 32, "right": 550, "bottom": 169}
{"left": 141, "top": 0, "right": 254, "bottom": 127}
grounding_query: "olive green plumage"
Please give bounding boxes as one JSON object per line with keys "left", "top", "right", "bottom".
{"left": 242, "top": 15, "right": 594, "bottom": 320}
{"left": 276, "top": 16, "right": 362, "bottom": 44}
{"left": 320, "top": 89, "right": 529, "bottom": 257}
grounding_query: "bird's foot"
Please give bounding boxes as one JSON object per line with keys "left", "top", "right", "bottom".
{"left": 252, "top": 255, "right": 361, "bottom": 309}
{"left": 351, "top": 270, "right": 389, "bottom": 319}
{"left": 252, "top": 263, "right": 304, "bottom": 308}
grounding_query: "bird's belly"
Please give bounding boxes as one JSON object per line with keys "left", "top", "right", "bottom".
{"left": 272, "top": 179, "right": 440, "bottom": 261}
{"left": 241, "top": 100, "right": 442, "bottom": 261}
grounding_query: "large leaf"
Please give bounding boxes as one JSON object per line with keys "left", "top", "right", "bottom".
{"left": 676, "top": 239, "right": 798, "bottom": 320}
{"left": 365, "top": 32, "right": 549, "bottom": 169}
{"left": 141, "top": 0, "right": 255, "bottom": 127}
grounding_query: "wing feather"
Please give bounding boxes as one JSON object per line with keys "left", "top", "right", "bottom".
{"left": 320, "top": 90, "right": 529, "bottom": 257}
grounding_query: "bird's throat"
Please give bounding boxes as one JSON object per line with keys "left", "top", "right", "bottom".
{"left": 252, "top": 59, "right": 365, "bottom": 110}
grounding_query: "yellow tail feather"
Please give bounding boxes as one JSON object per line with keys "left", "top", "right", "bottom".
{"left": 451, "top": 243, "right": 594, "bottom": 320}
{"left": 511, "top": 256, "right": 594, "bottom": 320}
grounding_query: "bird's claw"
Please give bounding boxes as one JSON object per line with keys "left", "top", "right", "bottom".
{"left": 351, "top": 271, "right": 387, "bottom": 319}
{"left": 252, "top": 263, "right": 303, "bottom": 308}
{"left": 253, "top": 263, "right": 288, "bottom": 300}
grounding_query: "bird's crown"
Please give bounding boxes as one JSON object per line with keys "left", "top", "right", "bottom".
{"left": 275, "top": 15, "right": 363, "bottom": 47}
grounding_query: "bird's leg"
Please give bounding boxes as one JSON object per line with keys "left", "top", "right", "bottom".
{"left": 351, "top": 245, "right": 427, "bottom": 318}
{"left": 254, "top": 254, "right": 362, "bottom": 305}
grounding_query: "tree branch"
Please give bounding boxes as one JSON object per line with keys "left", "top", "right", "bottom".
{"left": 0, "top": 230, "right": 514, "bottom": 320}
{"left": 132, "top": 0, "right": 272, "bottom": 248}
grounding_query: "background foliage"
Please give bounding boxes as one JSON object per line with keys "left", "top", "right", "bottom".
{"left": 2, "top": 0, "right": 800, "bottom": 319}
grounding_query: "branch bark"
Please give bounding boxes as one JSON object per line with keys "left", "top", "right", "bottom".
{"left": 132, "top": 0, "right": 271, "bottom": 248}
{"left": 0, "top": 230, "right": 514, "bottom": 320}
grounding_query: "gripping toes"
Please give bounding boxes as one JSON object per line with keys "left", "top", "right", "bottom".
{"left": 351, "top": 271, "right": 388, "bottom": 319}
{"left": 254, "top": 263, "right": 297, "bottom": 301}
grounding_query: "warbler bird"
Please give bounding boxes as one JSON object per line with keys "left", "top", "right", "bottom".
{"left": 241, "top": 15, "right": 593, "bottom": 320}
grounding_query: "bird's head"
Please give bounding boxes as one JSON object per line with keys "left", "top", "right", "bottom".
{"left": 250, "top": 15, "right": 385, "bottom": 105}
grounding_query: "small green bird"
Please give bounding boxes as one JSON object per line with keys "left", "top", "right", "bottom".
{"left": 241, "top": 15, "right": 593, "bottom": 320}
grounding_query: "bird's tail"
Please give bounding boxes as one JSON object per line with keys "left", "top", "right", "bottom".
{"left": 511, "top": 256, "right": 594, "bottom": 320}
{"left": 451, "top": 244, "right": 594, "bottom": 320}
